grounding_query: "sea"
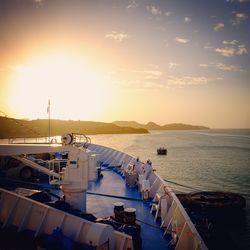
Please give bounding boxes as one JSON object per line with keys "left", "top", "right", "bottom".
{"left": 91, "top": 129, "right": 250, "bottom": 250}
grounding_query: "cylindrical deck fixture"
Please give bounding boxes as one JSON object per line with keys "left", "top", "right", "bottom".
{"left": 124, "top": 207, "right": 136, "bottom": 225}
{"left": 113, "top": 202, "right": 124, "bottom": 222}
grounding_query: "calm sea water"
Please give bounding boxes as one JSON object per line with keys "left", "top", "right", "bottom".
{"left": 91, "top": 129, "right": 250, "bottom": 250}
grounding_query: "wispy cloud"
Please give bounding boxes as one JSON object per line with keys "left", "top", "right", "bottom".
{"left": 214, "top": 23, "right": 224, "bottom": 31}
{"left": 117, "top": 68, "right": 164, "bottom": 89}
{"left": 165, "top": 12, "right": 171, "bottom": 17}
{"left": 215, "top": 63, "right": 246, "bottom": 72}
{"left": 127, "top": 0, "right": 139, "bottom": 9}
{"left": 167, "top": 76, "right": 215, "bottom": 86}
{"left": 105, "top": 32, "right": 129, "bottom": 42}
{"left": 184, "top": 17, "right": 191, "bottom": 23}
{"left": 123, "top": 79, "right": 165, "bottom": 89}
{"left": 199, "top": 62, "right": 246, "bottom": 72}
{"left": 148, "top": 64, "right": 159, "bottom": 69}
{"left": 231, "top": 12, "right": 248, "bottom": 26}
{"left": 168, "top": 62, "right": 178, "bottom": 69}
{"left": 118, "top": 78, "right": 164, "bottom": 89}
{"left": 146, "top": 6, "right": 162, "bottom": 16}
{"left": 175, "top": 37, "right": 189, "bottom": 44}
{"left": 215, "top": 40, "right": 247, "bottom": 57}
{"left": 33, "top": 0, "right": 44, "bottom": 7}
{"left": 199, "top": 64, "right": 209, "bottom": 68}
{"left": 204, "top": 45, "right": 214, "bottom": 50}
{"left": 215, "top": 47, "right": 236, "bottom": 57}
{"left": 133, "top": 70, "right": 163, "bottom": 80}
{"left": 223, "top": 40, "right": 239, "bottom": 45}
{"left": 143, "top": 81, "right": 164, "bottom": 88}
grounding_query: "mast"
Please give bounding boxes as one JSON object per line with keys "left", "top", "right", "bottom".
{"left": 47, "top": 99, "right": 51, "bottom": 143}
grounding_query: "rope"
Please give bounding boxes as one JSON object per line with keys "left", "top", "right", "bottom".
{"left": 163, "top": 178, "right": 203, "bottom": 192}
{"left": 0, "top": 177, "right": 60, "bottom": 190}
{"left": 86, "top": 191, "right": 156, "bottom": 204}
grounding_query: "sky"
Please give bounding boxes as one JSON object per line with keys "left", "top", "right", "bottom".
{"left": 0, "top": 0, "right": 249, "bottom": 128}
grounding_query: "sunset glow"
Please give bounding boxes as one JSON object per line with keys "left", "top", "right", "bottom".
{"left": 8, "top": 54, "right": 115, "bottom": 120}
{"left": 0, "top": 0, "right": 249, "bottom": 128}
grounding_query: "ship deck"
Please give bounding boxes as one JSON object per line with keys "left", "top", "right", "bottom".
{"left": 87, "top": 167, "right": 170, "bottom": 250}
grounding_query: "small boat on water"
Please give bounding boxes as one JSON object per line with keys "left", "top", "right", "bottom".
{"left": 157, "top": 147, "right": 167, "bottom": 155}
{"left": 0, "top": 133, "right": 207, "bottom": 249}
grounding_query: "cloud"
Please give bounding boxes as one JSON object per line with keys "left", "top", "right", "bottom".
{"left": 231, "top": 12, "right": 248, "bottom": 26}
{"left": 215, "top": 41, "right": 248, "bottom": 57}
{"left": 133, "top": 70, "right": 163, "bottom": 80}
{"left": 175, "top": 37, "right": 189, "bottom": 44}
{"left": 199, "top": 62, "right": 246, "bottom": 72}
{"left": 223, "top": 40, "right": 239, "bottom": 45}
{"left": 167, "top": 76, "right": 211, "bottom": 86}
{"left": 215, "top": 47, "right": 236, "bottom": 57}
{"left": 204, "top": 45, "right": 214, "bottom": 50}
{"left": 118, "top": 68, "right": 164, "bottom": 89}
{"left": 105, "top": 32, "right": 129, "bottom": 42}
{"left": 215, "top": 63, "right": 246, "bottom": 72}
{"left": 214, "top": 23, "right": 225, "bottom": 31}
{"left": 127, "top": 0, "right": 139, "bottom": 9}
{"left": 168, "top": 62, "right": 178, "bottom": 69}
{"left": 143, "top": 82, "right": 164, "bottom": 88}
{"left": 165, "top": 12, "right": 171, "bottom": 17}
{"left": 199, "top": 64, "right": 209, "bottom": 68}
{"left": 184, "top": 17, "right": 191, "bottom": 23}
{"left": 146, "top": 6, "right": 162, "bottom": 15}
{"left": 118, "top": 77, "right": 164, "bottom": 89}
{"left": 33, "top": 0, "right": 44, "bottom": 5}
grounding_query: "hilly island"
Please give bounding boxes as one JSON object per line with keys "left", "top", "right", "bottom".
{"left": 0, "top": 116, "right": 209, "bottom": 139}
{"left": 112, "top": 121, "right": 209, "bottom": 131}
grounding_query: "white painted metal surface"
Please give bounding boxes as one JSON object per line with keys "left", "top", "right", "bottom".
{"left": 0, "top": 138, "right": 208, "bottom": 249}
{"left": 0, "top": 143, "right": 97, "bottom": 212}
{"left": 91, "top": 144, "right": 208, "bottom": 250}
{"left": 0, "top": 188, "right": 134, "bottom": 250}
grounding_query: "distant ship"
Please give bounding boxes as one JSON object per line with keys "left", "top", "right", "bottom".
{"left": 0, "top": 133, "right": 207, "bottom": 249}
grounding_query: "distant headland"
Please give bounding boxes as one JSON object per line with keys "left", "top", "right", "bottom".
{"left": 112, "top": 121, "right": 209, "bottom": 131}
{"left": 0, "top": 116, "right": 147, "bottom": 139}
{"left": 0, "top": 116, "right": 209, "bottom": 139}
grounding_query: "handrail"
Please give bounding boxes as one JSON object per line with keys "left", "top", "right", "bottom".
{"left": 6, "top": 133, "right": 91, "bottom": 148}
{"left": 8, "top": 136, "right": 60, "bottom": 144}
{"left": 72, "top": 133, "right": 91, "bottom": 148}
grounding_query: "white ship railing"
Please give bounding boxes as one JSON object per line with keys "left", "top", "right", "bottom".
{"left": 6, "top": 133, "right": 91, "bottom": 148}
{"left": 7, "top": 136, "right": 60, "bottom": 144}
{"left": 89, "top": 144, "right": 208, "bottom": 250}
{"left": 0, "top": 188, "right": 134, "bottom": 250}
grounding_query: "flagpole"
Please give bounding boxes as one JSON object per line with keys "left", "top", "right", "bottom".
{"left": 48, "top": 99, "right": 51, "bottom": 143}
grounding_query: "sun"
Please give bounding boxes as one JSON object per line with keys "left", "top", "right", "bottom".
{"left": 8, "top": 53, "right": 113, "bottom": 121}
